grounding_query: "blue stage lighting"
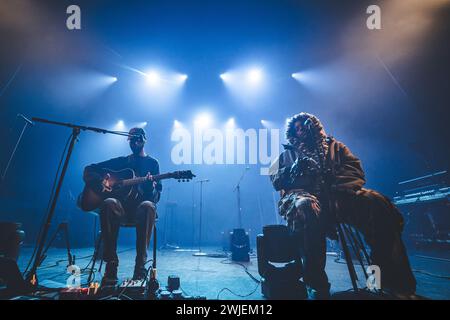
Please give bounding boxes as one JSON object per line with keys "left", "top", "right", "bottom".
{"left": 246, "top": 68, "right": 263, "bottom": 85}
{"left": 226, "top": 117, "right": 235, "bottom": 128}
{"left": 177, "top": 74, "right": 188, "bottom": 82}
{"left": 146, "top": 70, "right": 161, "bottom": 86}
{"left": 291, "top": 72, "right": 302, "bottom": 81}
{"left": 174, "top": 119, "right": 182, "bottom": 128}
{"left": 194, "top": 112, "right": 213, "bottom": 128}
{"left": 114, "top": 120, "right": 125, "bottom": 131}
{"left": 220, "top": 72, "right": 231, "bottom": 81}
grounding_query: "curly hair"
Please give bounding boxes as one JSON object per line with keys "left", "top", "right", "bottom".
{"left": 285, "top": 112, "right": 326, "bottom": 143}
{"left": 285, "top": 112, "right": 329, "bottom": 169}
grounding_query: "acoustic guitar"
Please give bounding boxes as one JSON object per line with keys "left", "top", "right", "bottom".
{"left": 78, "top": 168, "right": 195, "bottom": 211}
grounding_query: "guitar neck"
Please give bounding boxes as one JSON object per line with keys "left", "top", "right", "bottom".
{"left": 120, "top": 173, "right": 171, "bottom": 187}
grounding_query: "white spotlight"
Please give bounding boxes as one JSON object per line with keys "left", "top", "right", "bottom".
{"left": 246, "top": 68, "right": 263, "bottom": 84}
{"left": 194, "top": 113, "right": 213, "bottom": 128}
{"left": 146, "top": 71, "right": 161, "bottom": 86}
{"left": 112, "top": 77, "right": 118, "bottom": 82}
{"left": 220, "top": 72, "right": 231, "bottom": 81}
{"left": 226, "top": 117, "right": 235, "bottom": 128}
{"left": 174, "top": 120, "right": 182, "bottom": 128}
{"left": 292, "top": 72, "right": 302, "bottom": 81}
{"left": 178, "top": 74, "right": 188, "bottom": 82}
{"left": 114, "top": 120, "right": 125, "bottom": 131}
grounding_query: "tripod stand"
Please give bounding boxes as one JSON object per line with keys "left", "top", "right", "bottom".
{"left": 40, "top": 222, "right": 74, "bottom": 269}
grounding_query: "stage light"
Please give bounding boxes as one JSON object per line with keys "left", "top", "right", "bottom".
{"left": 246, "top": 68, "right": 263, "bottom": 85}
{"left": 136, "top": 121, "right": 147, "bottom": 128}
{"left": 261, "top": 119, "right": 277, "bottom": 129}
{"left": 194, "top": 112, "right": 213, "bottom": 128}
{"left": 114, "top": 120, "right": 125, "bottom": 131}
{"left": 174, "top": 120, "right": 182, "bottom": 128}
{"left": 146, "top": 70, "right": 161, "bottom": 86}
{"left": 111, "top": 76, "right": 118, "bottom": 82}
{"left": 291, "top": 72, "right": 301, "bottom": 80}
{"left": 226, "top": 117, "right": 235, "bottom": 128}
{"left": 220, "top": 72, "right": 231, "bottom": 81}
{"left": 177, "top": 74, "right": 188, "bottom": 82}
{"left": 291, "top": 72, "right": 303, "bottom": 81}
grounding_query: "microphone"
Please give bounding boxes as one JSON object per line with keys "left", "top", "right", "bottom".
{"left": 17, "top": 114, "right": 34, "bottom": 126}
{"left": 303, "top": 118, "right": 313, "bottom": 130}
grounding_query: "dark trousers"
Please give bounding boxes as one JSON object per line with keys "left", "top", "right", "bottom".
{"left": 288, "top": 189, "right": 416, "bottom": 294}
{"left": 99, "top": 198, "right": 157, "bottom": 267}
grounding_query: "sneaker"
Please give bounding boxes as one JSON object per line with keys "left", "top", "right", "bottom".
{"left": 307, "top": 287, "right": 330, "bottom": 300}
{"left": 101, "top": 261, "right": 118, "bottom": 287}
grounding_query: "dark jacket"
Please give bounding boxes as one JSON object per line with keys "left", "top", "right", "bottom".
{"left": 270, "top": 138, "right": 366, "bottom": 194}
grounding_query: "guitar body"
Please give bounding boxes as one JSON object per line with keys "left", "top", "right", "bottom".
{"left": 78, "top": 168, "right": 138, "bottom": 212}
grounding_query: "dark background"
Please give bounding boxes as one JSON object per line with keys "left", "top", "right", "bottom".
{"left": 0, "top": 0, "right": 449, "bottom": 248}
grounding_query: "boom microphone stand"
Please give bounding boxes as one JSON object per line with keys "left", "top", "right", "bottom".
{"left": 25, "top": 117, "right": 140, "bottom": 286}
{"left": 1, "top": 114, "right": 34, "bottom": 182}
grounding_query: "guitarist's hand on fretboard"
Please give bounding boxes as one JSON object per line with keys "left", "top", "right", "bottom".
{"left": 145, "top": 172, "right": 158, "bottom": 188}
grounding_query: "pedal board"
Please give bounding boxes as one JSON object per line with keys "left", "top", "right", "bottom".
{"left": 117, "top": 279, "right": 147, "bottom": 299}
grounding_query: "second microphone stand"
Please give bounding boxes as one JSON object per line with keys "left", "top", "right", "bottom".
{"left": 193, "top": 179, "right": 209, "bottom": 256}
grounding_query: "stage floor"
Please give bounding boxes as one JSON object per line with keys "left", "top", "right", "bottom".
{"left": 16, "top": 246, "right": 450, "bottom": 300}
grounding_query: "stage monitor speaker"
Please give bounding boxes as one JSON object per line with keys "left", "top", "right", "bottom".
{"left": 229, "top": 228, "right": 250, "bottom": 262}
{"left": 0, "top": 222, "right": 25, "bottom": 261}
{"left": 0, "top": 257, "right": 32, "bottom": 299}
{"left": 257, "top": 225, "right": 306, "bottom": 300}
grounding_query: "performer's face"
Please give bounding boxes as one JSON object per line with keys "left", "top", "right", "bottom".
{"left": 129, "top": 137, "right": 145, "bottom": 154}
{"left": 294, "top": 121, "right": 304, "bottom": 138}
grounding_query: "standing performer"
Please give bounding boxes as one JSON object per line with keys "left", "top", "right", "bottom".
{"left": 269, "top": 112, "right": 417, "bottom": 299}
{"left": 82, "top": 127, "right": 161, "bottom": 286}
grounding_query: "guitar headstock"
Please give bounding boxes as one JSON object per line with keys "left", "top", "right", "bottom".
{"left": 171, "top": 170, "right": 196, "bottom": 182}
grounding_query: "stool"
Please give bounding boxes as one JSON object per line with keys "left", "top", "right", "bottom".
{"left": 86, "top": 223, "right": 158, "bottom": 284}
{"left": 336, "top": 223, "right": 372, "bottom": 292}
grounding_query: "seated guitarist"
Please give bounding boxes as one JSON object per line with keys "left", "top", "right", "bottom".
{"left": 82, "top": 127, "right": 162, "bottom": 286}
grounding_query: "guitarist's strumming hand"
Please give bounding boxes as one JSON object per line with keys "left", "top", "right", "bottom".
{"left": 102, "top": 173, "right": 113, "bottom": 192}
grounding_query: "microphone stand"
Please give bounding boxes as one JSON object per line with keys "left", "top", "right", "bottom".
{"left": 1, "top": 114, "right": 34, "bottom": 182}
{"left": 25, "top": 117, "right": 138, "bottom": 286}
{"left": 233, "top": 167, "right": 249, "bottom": 229}
{"left": 193, "top": 179, "right": 209, "bottom": 256}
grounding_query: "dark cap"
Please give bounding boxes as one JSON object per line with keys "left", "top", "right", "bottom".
{"left": 128, "top": 127, "right": 147, "bottom": 141}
